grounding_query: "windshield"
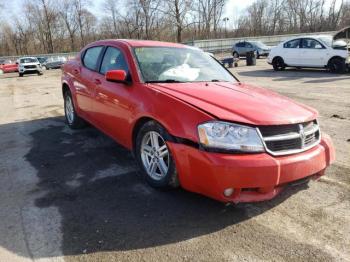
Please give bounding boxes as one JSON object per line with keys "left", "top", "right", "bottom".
{"left": 133, "top": 47, "right": 237, "bottom": 83}
{"left": 317, "top": 36, "right": 333, "bottom": 46}
{"left": 20, "top": 58, "right": 38, "bottom": 63}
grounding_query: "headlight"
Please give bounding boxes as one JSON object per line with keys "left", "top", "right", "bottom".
{"left": 198, "top": 121, "right": 265, "bottom": 153}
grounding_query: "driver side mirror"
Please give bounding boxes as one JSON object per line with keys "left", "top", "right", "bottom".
{"left": 105, "top": 70, "right": 129, "bottom": 84}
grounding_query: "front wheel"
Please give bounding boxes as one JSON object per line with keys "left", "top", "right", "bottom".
{"left": 328, "top": 58, "right": 346, "bottom": 74}
{"left": 64, "top": 90, "right": 85, "bottom": 129}
{"left": 19, "top": 73, "right": 23, "bottom": 77}
{"left": 135, "top": 121, "right": 179, "bottom": 189}
{"left": 272, "top": 57, "right": 286, "bottom": 71}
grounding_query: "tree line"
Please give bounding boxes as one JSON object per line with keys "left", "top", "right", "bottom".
{"left": 0, "top": 0, "right": 349, "bottom": 56}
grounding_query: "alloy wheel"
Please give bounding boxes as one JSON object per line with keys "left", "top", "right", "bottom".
{"left": 140, "top": 131, "right": 170, "bottom": 180}
{"left": 65, "top": 95, "right": 75, "bottom": 124}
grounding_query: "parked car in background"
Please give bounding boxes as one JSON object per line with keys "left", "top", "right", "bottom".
{"left": 18, "top": 57, "right": 43, "bottom": 77}
{"left": 232, "top": 41, "right": 271, "bottom": 59}
{"left": 0, "top": 59, "right": 18, "bottom": 74}
{"left": 43, "top": 56, "right": 67, "bottom": 69}
{"left": 37, "top": 56, "right": 48, "bottom": 65}
{"left": 61, "top": 39, "right": 334, "bottom": 204}
{"left": 268, "top": 35, "right": 349, "bottom": 73}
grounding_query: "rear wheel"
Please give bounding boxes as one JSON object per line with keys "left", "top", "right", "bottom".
{"left": 272, "top": 57, "right": 286, "bottom": 71}
{"left": 135, "top": 121, "right": 179, "bottom": 189}
{"left": 64, "top": 90, "right": 85, "bottom": 129}
{"left": 328, "top": 58, "right": 346, "bottom": 74}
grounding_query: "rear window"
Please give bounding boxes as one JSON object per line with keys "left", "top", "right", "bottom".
{"left": 83, "top": 46, "right": 103, "bottom": 70}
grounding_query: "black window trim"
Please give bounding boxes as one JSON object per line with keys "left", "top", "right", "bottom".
{"left": 97, "top": 45, "right": 133, "bottom": 82}
{"left": 300, "top": 38, "right": 326, "bottom": 50}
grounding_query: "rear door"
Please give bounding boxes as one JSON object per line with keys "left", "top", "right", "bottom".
{"left": 281, "top": 39, "right": 301, "bottom": 66}
{"left": 246, "top": 42, "right": 255, "bottom": 53}
{"left": 74, "top": 46, "right": 104, "bottom": 118}
{"left": 299, "top": 38, "right": 328, "bottom": 67}
{"left": 235, "top": 42, "right": 245, "bottom": 56}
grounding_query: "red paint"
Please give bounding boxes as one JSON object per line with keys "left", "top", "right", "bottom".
{"left": 62, "top": 39, "right": 335, "bottom": 203}
{"left": 0, "top": 60, "right": 18, "bottom": 73}
{"left": 105, "top": 70, "right": 127, "bottom": 82}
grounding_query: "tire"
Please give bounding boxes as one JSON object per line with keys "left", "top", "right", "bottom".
{"left": 256, "top": 51, "right": 260, "bottom": 59}
{"left": 37, "top": 71, "right": 43, "bottom": 76}
{"left": 233, "top": 52, "right": 239, "bottom": 59}
{"left": 272, "top": 57, "right": 286, "bottom": 71}
{"left": 328, "top": 58, "right": 346, "bottom": 74}
{"left": 135, "top": 121, "right": 179, "bottom": 189}
{"left": 64, "top": 90, "right": 85, "bottom": 129}
{"left": 19, "top": 73, "right": 23, "bottom": 77}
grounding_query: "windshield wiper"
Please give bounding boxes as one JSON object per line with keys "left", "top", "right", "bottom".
{"left": 210, "top": 79, "right": 228, "bottom": 82}
{"left": 145, "top": 79, "right": 185, "bottom": 83}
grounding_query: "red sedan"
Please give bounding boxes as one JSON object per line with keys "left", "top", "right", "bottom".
{"left": 61, "top": 40, "right": 335, "bottom": 203}
{"left": 0, "top": 59, "right": 18, "bottom": 74}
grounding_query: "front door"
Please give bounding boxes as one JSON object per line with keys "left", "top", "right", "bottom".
{"left": 299, "top": 38, "right": 328, "bottom": 67}
{"left": 91, "top": 46, "right": 134, "bottom": 146}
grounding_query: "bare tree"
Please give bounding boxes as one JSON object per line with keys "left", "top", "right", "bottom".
{"left": 103, "top": 0, "right": 120, "bottom": 37}
{"left": 59, "top": 0, "right": 79, "bottom": 51}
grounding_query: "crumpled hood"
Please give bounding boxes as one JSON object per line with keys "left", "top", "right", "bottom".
{"left": 148, "top": 82, "right": 318, "bottom": 125}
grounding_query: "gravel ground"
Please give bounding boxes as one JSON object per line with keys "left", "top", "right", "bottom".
{"left": 0, "top": 60, "right": 349, "bottom": 262}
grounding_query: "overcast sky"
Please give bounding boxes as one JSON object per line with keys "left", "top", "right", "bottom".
{"left": 1, "top": 0, "right": 254, "bottom": 26}
{"left": 1, "top": 0, "right": 341, "bottom": 29}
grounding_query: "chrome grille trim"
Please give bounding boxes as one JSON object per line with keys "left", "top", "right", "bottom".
{"left": 257, "top": 120, "right": 321, "bottom": 156}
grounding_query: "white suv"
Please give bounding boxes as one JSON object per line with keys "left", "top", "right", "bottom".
{"left": 268, "top": 35, "right": 349, "bottom": 73}
{"left": 18, "top": 57, "right": 43, "bottom": 77}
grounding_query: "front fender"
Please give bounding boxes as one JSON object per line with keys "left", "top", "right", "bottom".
{"left": 129, "top": 85, "right": 215, "bottom": 149}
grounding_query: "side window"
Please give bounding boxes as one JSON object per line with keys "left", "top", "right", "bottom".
{"left": 83, "top": 46, "right": 103, "bottom": 71}
{"left": 100, "top": 47, "right": 129, "bottom": 75}
{"left": 301, "top": 39, "right": 324, "bottom": 49}
{"left": 236, "top": 42, "right": 244, "bottom": 48}
{"left": 283, "top": 39, "right": 300, "bottom": 48}
{"left": 246, "top": 43, "right": 253, "bottom": 48}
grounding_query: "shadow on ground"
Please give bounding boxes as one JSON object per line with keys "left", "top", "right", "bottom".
{"left": 1, "top": 117, "right": 311, "bottom": 257}
{"left": 238, "top": 68, "right": 349, "bottom": 82}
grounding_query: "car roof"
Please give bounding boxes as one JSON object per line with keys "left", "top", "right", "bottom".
{"left": 285, "top": 35, "right": 331, "bottom": 42}
{"left": 20, "top": 57, "right": 37, "bottom": 59}
{"left": 91, "top": 39, "right": 188, "bottom": 49}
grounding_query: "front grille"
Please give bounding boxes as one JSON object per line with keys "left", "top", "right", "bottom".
{"left": 24, "top": 65, "right": 36, "bottom": 69}
{"left": 258, "top": 120, "right": 320, "bottom": 156}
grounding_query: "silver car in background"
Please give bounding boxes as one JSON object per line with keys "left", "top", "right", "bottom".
{"left": 232, "top": 41, "right": 271, "bottom": 59}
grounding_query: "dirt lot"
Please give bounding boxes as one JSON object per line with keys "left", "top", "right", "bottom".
{"left": 0, "top": 60, "right": 349, "bottom": 262}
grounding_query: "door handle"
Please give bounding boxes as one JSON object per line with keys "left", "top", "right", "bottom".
{"left": 94, "top": 79, "right": 102, "bottom": 85}
{"left": 73, "top": 69, "right": 79, "bottom": 74}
